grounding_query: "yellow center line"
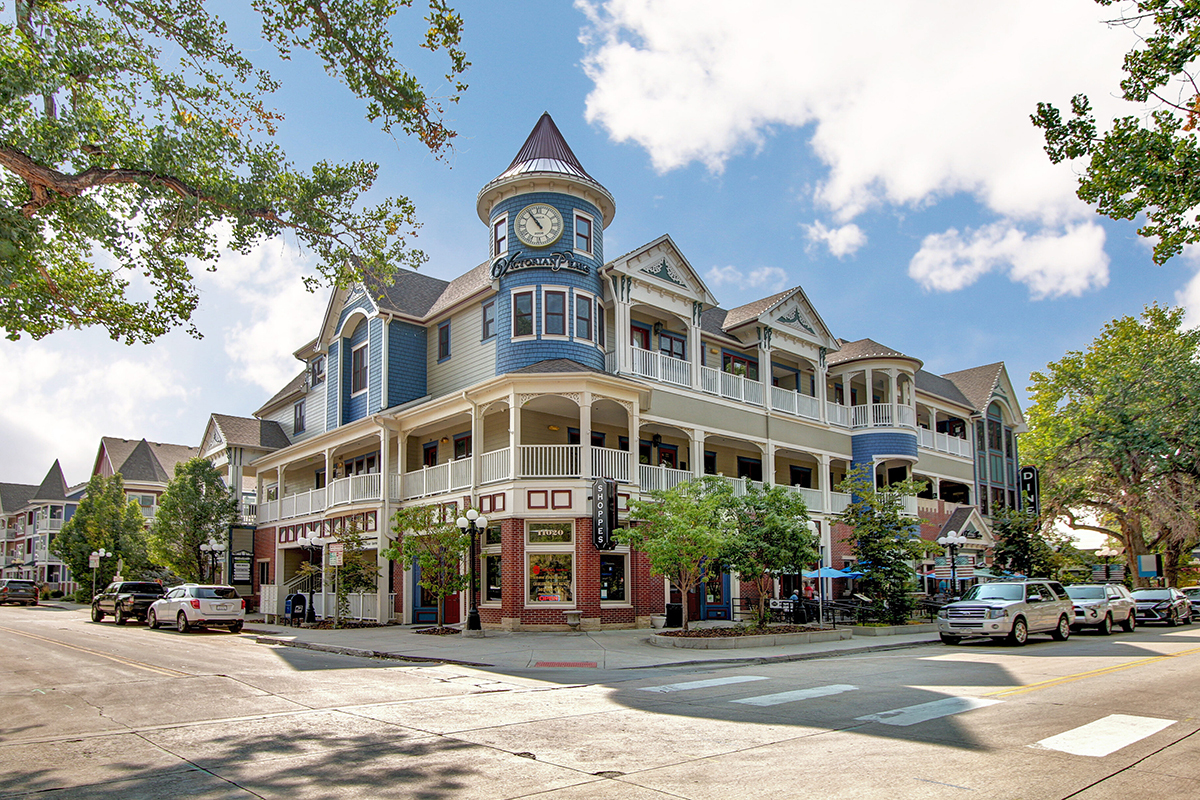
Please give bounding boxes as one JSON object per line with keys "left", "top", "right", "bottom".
{"left": 987, "top": 644, "right": 1200, "bottom": 698}
{"left": 0, "top": 625, "right": 190, "bottom": 678}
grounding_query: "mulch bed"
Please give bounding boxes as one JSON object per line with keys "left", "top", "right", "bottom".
{"left": 414, "top": 626, "right": 462, "bottom": 636}
{"left": 306, "top": 620, "right": 386, "bottom": 630}
{"left": 657, "top": 624, "right": 831, "bottom": 638}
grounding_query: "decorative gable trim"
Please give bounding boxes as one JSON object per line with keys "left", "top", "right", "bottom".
{"left": 639, "top": 257, "right": 688, "bottom": 288}
{"left": 776, "top": 305, "right": 816, "bottom": 335}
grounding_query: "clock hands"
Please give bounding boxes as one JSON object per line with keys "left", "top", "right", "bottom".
{"left": 529, "top": 212, "right": 544, "bottom": 230}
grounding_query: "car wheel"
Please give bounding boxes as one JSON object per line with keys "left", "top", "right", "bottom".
{"left": 90, "top": 604, "right": 104, "bottom": 623}
{"left": 147, "top": 609, "right": 158, "bottom": 630}
{"left": 1183, "top": 611, "right": 1193, "bottom": 626}
{"left": 176, "top": 612, "right": 190, "bottom": 634}
{"left": 1098, "top": 613, "right": 1113, "bottom": 636}
{"left": 114, "top": 606, "right": 126, "bottom": 626}
{"left": 1168, "top": 610, "right": 1178, "bottom": 627}
{"left": 230, "top": 621, "right": 244, "bottom": 634}
{"left": 1008, "top": 617, "right": 1028, "bottom": 646}
{"left": 1122, "top": 612, "right": 1136, "bottom": 632}
{"left": 30, "top": 599, "right": 37, "bottom": 606}
{"left": 1051, "top": 614, "right": 1071, "bottom": 641}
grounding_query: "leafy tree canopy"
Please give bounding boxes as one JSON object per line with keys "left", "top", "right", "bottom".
{"left": 1, "top": 0, "right": 467, "bottom": 343}
{"left": 1032, "top": 0, "right": 1200, "bottom": 264}
{"left": 148, "top": 457, "right": 237, "bottom": 582}
{"left": 617, "top": 476, "right": 736, "bottom": 632}
{"left": 1022, "top": 304, "right": 1200, "bottom": 585}
{"left": 990, "top": 507, "right": 1063, "bottom": 579}
{"left": 723, "top": 482, "right": 818, "bottom": 627}
{"left": 835, "top": 465, "right": 929, "bottom": 625}
{"left": 52, "top": 471, "right": 148, "bottom": 590}
{"left": 328, "top": 521, "right": 379, "bottom": 625}
{"left": 384, "top": 503, "right": 469, "bottom": 628}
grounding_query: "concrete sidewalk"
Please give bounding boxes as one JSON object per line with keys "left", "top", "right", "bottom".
{"left": 243, "top": 618, "right": 941, "bottom": 671}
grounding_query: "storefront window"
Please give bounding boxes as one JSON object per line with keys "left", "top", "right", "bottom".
{"left": 600, "top": 554, "right": 626, "bottom": 602}
{"left": 484, "top": 555, "right": 502, "bottom": 602}
{"left": 528, "top": 553, "right": 573, "bottom": 603}
{"left": 528, "top": 522, "right": 572, "bottom": 544}
{"left": 484, "top": 523, "right": 502, "bottom": 545}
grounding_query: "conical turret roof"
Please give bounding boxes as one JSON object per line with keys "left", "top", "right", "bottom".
{"left": 477, "top": 113, "right": 615, "bottom": 225}
{"left": 32, "top": 460, "right": 69, "bottom": 503}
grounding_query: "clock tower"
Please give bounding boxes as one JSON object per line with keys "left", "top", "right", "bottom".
{"left": 477, "top": 113, "right": 616, "bottom": 375}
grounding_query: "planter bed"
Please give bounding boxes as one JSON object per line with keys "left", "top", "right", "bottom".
{"left": 648, "top": 627, "right": 852, "bottom": 650}
{"left": 848, "top": 623, "right": 938, "bottom": 636}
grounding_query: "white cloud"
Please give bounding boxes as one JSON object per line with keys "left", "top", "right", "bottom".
{"left": 1176, "top": 249, "right": 1200, "bottom": 328}
{"left": 908, "top": 222, "right": 1109, "bottom": 298}
{"left": 579, "top": 1, "right": 1135, "bottom": 295}
{"left": 803, "top": 221, "right": 866, "bottom": 258}
{"left": 706, "top": 264, "right": 787, "bottom": 291}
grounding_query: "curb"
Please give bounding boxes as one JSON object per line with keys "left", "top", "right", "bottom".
{"left": 251, "top": 634, "right": 493, "bottom": 667}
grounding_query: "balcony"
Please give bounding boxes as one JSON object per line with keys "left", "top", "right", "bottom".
{"left": 35, "top": 518, "right": 64, "bottom": 532}
{"left": 629, "top": 347, "right": 691, "bottom": 388}
{"left": 917, "top": 427, "right": 972, "bottom": 458}
{"left": 850, "top": 403, "right": 917, "bottom": 431}
{"left": 259, "top": 473, "right": 383, "bottom": 524}
{"left": 770, "top": 386, "right": 821, "bottom": 421}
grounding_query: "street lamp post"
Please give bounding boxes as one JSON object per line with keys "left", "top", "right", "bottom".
{"left": 456, "top": 509, "right": 489, "bottom": 632}
{"left": 1096, "top": 545, "right": 1120, "bottom": 581}
{"left": 937, "top": 530, "right": 970, "bottom": 598}
{"left": 90, "top": 548, "right": 110, "bottom": 598}
{"left": 297, "top": 533, "right": 320, "bottom": 624}
{"left": 200, "top": 540, "right": 227, "bottom": 584}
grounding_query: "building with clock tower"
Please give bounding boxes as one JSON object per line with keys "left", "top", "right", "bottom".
{"left": 245, "top": 113, "right": 1025, "bottom": 629}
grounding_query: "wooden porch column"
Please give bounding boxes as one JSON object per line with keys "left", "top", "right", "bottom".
{"left": 580, "top": 392, "right": 593, "bottom": 480}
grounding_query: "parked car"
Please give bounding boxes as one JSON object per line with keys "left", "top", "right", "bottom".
{"left": 0, "top": 578, "right": 38, "bottom": 606}
{"left": 937, "top": 579, "right": 1074, "bottom": 646}
{"left": 1132, "top": 587, "right": 1193, "bottom": 626}
{"left": 147, "top": 584, "right": 245, "bottom": 633}
{"left": 1065, "top": 583, "right": 1136, "bottom": 634}
{"left": 91, "top": 581, "right": 166, "bottom": 624}
{"left": 1180, "top": 586, "right": 1200, "bottom": 618}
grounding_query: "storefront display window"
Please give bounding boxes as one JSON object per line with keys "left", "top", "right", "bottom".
{"left": 485, "top": 523, "right": 502, "bottom": 545}
{"left": 528, "top": 522, "right": 572, "bottom": 544}
{"left": 484, "top": 554, "right": 502, "bottom": 602}
{"left": 528, "top": 553, "right": 573, "bottom": 603}
{"left": 600, "top": 554, "right": 626, "bottom": 602}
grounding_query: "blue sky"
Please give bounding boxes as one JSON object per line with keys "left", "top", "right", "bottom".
{"left": 1, "top": 1, "right": 1189, "bottom": 491}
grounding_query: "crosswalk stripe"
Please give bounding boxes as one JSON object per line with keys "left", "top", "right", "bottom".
{"left": 1034, "top": 714, "right": 1175, "bottom": 757}
{"left": 638, "top": 675, "right": 768, "bottom": 693}
{"left": 856, "top": 696, "right": 1001, "bottom": 727}
{"left": 732, "top": 684, "right": 858, "bottom": 707}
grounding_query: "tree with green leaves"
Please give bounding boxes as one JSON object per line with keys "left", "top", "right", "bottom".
{"left": 329, "top": 521, "right": 379, "bottom": 626}
{"left": 1022, "top": 305, "right": 1200, "bottom": 586}
{"left": 384, "top": 504, "right": 469, "bottom": 629}
{"left": 990, "top": 507, "right": 1061, "bottom": 579}
{"left": 52, "top": 472, "right": 148, "bottom": 592}
{"left": 616, "top": 476, "right": 736, "bottom": 632}
{"left": 835, "top": 465, "right": 929, "bottom": 625}
{"left": 1032, "top": 0, "right": 1200, "bottom": 265}
{"left": 2, "top": 0, "right": 467, "bottom": 343}
{"left": 148, "top": 457, "right": 237, "bottom": 582}
{"left": 723, "top": 483, "right": 818, "bottom": 627}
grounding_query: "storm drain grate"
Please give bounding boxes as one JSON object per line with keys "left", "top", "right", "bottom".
{"left": 534, "top": 661, "right": 597, "bottom": 668}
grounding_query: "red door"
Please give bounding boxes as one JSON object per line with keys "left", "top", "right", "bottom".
{"left": 443, "top": 592, "right": 460, "bottom": 624}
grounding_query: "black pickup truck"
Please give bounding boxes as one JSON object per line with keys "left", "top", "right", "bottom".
{"left": 91, "top": 581, "right": 166, "bottom": 625}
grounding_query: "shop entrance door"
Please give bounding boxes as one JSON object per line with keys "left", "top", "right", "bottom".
{"left": 412, "top": 560, "right": 461, "bottom": 624}
{"left": 699, "top": 570, "right": 731, "bottom": 620}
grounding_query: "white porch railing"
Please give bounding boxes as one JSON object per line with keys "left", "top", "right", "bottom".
{"left": 639, "top": 464, "right": 695, "bottom": 493}
{"left": 402, "top": 460, "right": 474, "bottom": 500}
{"left": 389, "top": 473, "right": 403, "bottom": 502}
{"left": 311, "top": 592, "right": 395, "bottom": 621}
{"left": 591, "top": 446, "right": 631, "bottom": 483}
{"left": 481, "top": 448, "right": 511, "bottom": 484}
{"left": 520, "top": 445, "right": 581, "bottom": 478}
{"left": 826, "top": 402, "right": 850, "bottom": 428}
{"left": 630, "top": 347, "right": 691, "bottom": 388}
{"left": 828, "top": 491, "right": 852, "bottom": 514}
{"left": 901, "top": 495, "right": 919, "bottom": 517}
{"left": 850, "top": 403, "right": 917, "bottom": 430}
{"left": 699, "top": 365, "right": 765, "bottom": 407}
{"left": 770, "top": 387, "right": 821, "bottom": 420}
{"left": 896, "top": 405, "right": 915, "bottom": 428}
{"left": 783, "top": 485, "right": 824, "bottom": 513}
{"left": 918, "top": 428, "right": 973, "bottom": 458}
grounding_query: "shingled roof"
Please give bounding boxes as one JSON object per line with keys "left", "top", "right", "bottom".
{"left": 509, "top": 358, "right": 609, "bottom": 376}
{"left": 722, "top": 288, "right": 795, "bottom": 330}
{"left": 943, "top": 362, "right": 1004, "bottom": 414}
{"left": 826, "top": 338, "right": 918, "bottom": 367}
{"left": 0, "top": 482, "right": 37, "bottom": 514}
{"left": 254, "top": 370, "right": 307, "bottom": 417}
{"left": 915, "top": 370, "right": 973, "bottom": 409}
{"left": 369, "top": 268, "right": 452, "bottom": 318}
{"left": 211, "top": 414, "right": 291, "bottom": 451}
{"left": 492, "top": 112, "right": 600, "bottom": 185}
{"left": 31, "top": 460, "right": 69, "bottom": 503}
{"left": 99, "top": 437, "right": 199, "bottom": 485}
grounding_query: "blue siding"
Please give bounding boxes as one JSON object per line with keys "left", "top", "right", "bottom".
{"left": 336, "top": 291, "right": 376, "bottom": 335}
{"left": 851, "top": 431, "right": 919, "bottom": 472}
{"left": 368, "top": 317, "right": 384, "bottom": 414}
{"left": 388, "top": 320, "right": 427, "bottom": 406}
{"left": 326, "top": 342, "right": 340, "bottom": 430}
{"left": 490, "top": 192, "right": 606, "bottom": 376}
{"left": 344, "top": 319, "right": 369, "bottom": 423}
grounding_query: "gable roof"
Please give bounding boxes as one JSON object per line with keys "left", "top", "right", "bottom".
{"left": 423, "top": 261, "right": 493, "bottom": 320}
{"left": 369, "top": 269, "right": 452, "bottom": 319}
{"left": 942, "top": 362, "right": 1004, "bottom": 414}
{"left": 254, "top": 371, "right": 307, "bottom": 417}
{"left": 914, "top": 370, "right": 973, "bottom": 409}
{"left": 97, "top": 437, "right": 199, "bottom": 485}
{"left": 722, "top": 289, "right": 794, "bottom": 330}
{"left": 31, "top": 460, "right": 69, "bottom": 503}
{"left": 0, "top": 482, "right": 37, "bottom": 515}
{"left": 119, "top": 439, "right": 172, "bottom": 483}
{"left": 211, "top": 414, "right": 291, "bottom": 451}
{"left": 605, "top": 234, "right": 720, "bottom": 308}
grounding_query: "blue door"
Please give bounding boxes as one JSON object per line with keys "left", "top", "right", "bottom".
{"left": 699, "top": 570, "right": 731, "bottom": 620}
{"left": 411, "top": 559, "right": 460, "bottom": 624}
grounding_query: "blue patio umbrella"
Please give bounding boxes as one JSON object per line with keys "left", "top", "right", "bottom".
{"left": 841, "top": 570, "right": 865, "bottom": 578}
{"left": 803, "top": 567, "right": 849, "bottom": 578}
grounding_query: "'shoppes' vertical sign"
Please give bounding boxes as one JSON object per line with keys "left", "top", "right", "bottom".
{"left": 592, "top": 478, "right": 618, "bottom": 550}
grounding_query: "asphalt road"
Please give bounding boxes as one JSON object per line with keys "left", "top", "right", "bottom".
{"left": 1, "top": 604, "right": 1198, "bottom": 799}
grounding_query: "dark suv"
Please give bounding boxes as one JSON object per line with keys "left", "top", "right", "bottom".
{"left": 91, "top": 581, "right": 166, "bottom": 625}
{"left": 0, "top": 579, "right": 38, "bottom": 606}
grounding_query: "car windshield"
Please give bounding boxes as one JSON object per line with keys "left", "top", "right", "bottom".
{"left": 6, "top": 581, "right": 34, "bottom": 589}
{"left": 961, "top": 584, "right": 1024, "bottom": 601}
{"left": 1184, "top": 588, "right": 1200, "bottom": 598}
{"left": 122, "top": 583, "right": 164, "bottom": 594}
{"left": 196, "top": 587, "right": 238, "bottom": 599}
{"left": 1066, "top": 586, "right": 1105, "bottom": 600}
{"left": 1133, "top": 589, "right": 1171, "bottom": 600}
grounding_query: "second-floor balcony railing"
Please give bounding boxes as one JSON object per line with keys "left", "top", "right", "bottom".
{"left": 35, "top": 518, "right": 64, "bottom": 532}
{"left": 770, "top": 386, "right": 821, "bottom": 421}
{"left": 850, "top": 403, "right": 917, "bottom": 431}
{"left": 917, "top": 427, "right": 972, "bottom": 458}
{"left": 401, "top": 458, "right": 473, "bottom": 500}
{"left": 630, "top": 347, "right": 691, "bottom": 388}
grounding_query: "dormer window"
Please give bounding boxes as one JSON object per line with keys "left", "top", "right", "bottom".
{"left": 309, "top": 355, "right": 326, "bottom": 386}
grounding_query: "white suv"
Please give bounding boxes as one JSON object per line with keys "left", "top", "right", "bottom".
{"left": 148, "top": 584, "right": 245, "bottom": 633}
{"left": 937, "top": 580, "right": 1074, "bottom": 646}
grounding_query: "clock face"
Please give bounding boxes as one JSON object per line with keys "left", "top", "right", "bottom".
{"left": 514, "top": 203, "right": 564, "bottom": 248}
